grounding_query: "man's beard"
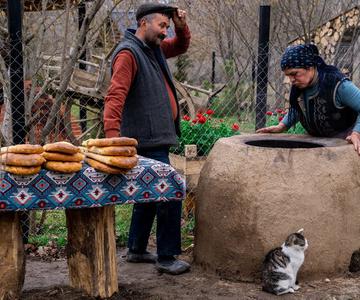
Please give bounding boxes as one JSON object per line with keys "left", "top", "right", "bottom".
{"left": 158, "top": 33, "right": 166, "bottom": 41}
{"left": 146, "top": 34, "right": 166, "bottom": 48}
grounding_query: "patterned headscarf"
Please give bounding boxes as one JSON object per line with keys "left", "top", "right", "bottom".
{"left": 280, "top": 44, "right": 323, "bottom": 71}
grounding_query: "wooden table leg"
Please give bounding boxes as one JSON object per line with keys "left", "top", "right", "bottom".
{"left": 66, "top": 206, "right": 118, "bottom": 298}
{"left": 0, "top": 212, "right": 25, "bottom": 300}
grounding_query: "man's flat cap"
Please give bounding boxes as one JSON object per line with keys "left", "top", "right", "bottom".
{"left": 136, "top": 3, "right": 176, "bottom": 21}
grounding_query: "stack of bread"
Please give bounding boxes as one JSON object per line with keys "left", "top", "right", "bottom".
{"left": 0, "top": 144, "right": 45, "bottom": 175}
{"left": 81, "top": 137, "right": 138, "bottom": 174}
{"left": 42, "top": 141, "right": 84, "bottom": 173}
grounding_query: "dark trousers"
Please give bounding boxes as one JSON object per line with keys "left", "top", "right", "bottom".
{"left": 127, "top": 146, "right": 182, "bottom": 256}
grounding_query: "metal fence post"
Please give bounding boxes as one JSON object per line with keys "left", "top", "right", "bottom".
{"left": 211, "top": 51, "right": 216, "bottom": 90}
{"left": 7, "top": 0, "right": 26, "bottom": 143}
{"left": 7, "top": 0, "right": 28, "bottom": 243}
{"left": 255, "top": 5, "right": 271, "bottom": 130}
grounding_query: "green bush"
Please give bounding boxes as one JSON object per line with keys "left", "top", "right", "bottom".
{"left": 171, "top": 110, "right": 241, "bottom": 156}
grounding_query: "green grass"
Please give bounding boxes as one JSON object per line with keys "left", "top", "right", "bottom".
{"left": 28, "top": 211, "right": 67, "bottom": 247}
{"left": 115, "top": 205, "right": 134, "bottom": 247}
{"left": 28, "top": 206, "right": 195, "bottom": 251}
{"left": 181, "top": 217, "right": 195, "bottom": 248}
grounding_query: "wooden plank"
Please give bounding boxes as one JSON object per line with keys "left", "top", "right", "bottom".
{"left": 185, "top": 159, "right": 206, "bottom": 175}
{"left": 170, "top": 153, "right": 206, "bottom": 175}
{"left": 66, "top": 206, "right": 118, "bottom": 298}
{"left": 0, "top": 212, "right": 25, "bottom": 300}
{"left": 77, "top": 59, "right": 100, "bottom": 68}
{"left": 169, "top": 153, "right": 186, "bottom": 173}
{"left": 180, "top": 82, "right": 212, "bottom": 95}
{"left": 40, "top": 55, "right": 63, "bottom": 62}
{"left": 71, "top": 69, "right": 98, "bottom": 86}
{"left": 170, "top": 153, "right": 207, "bottom": 190}
{"left": 42, "top": 65, "right": 61, "bottom": 71}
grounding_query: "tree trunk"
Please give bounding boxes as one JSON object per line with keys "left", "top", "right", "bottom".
{"left": 0, "top": 212, "right": 25, "bottom": 299}
{"left": 66, "top": 206, "right": 118, "bottom": 298}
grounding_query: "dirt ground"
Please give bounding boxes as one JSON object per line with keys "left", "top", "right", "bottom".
{"left": 21, "top": 248, "right": 360, "bottom": 300}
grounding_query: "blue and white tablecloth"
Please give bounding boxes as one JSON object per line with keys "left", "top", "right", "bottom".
{"left": 0, "top": 156, "right": 185, "bottom": 211}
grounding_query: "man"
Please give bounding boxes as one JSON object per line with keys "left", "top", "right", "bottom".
{"left": 103, "top": 3, "right": 191, "bottom": 275}
{"left": 257, "top": 44, "right": 360, "bottom": 154}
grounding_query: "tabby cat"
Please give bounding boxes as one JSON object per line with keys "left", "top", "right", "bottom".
{"left": 262, "top": 229, "right": 308, "bottom": 295}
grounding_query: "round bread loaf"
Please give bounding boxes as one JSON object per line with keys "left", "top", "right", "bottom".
{"left": 87, "top": 146, "right": 137, "bottom": 156}
{"left": 1, "top": 165, "right": 41, "bottom": 175}
{"left": 85, "top": 157, "right": 127, "bottom": 174}
{"left": 1, "top": 144, "right": 44, "bottom": 154}
{"left": 44, "top": 161, "right": 83, "bottom": 173}
{"left": 82, "top": 137, "right": 138, "bottom": 147}
{"left": 84, "top": 152, "right": 138, "bottom": 169}
{"left": 0, "top": 153, "right": 45, "bottom": 166}
{"left": 43, "top": 142, "right": 80, "bottom": 154}
{"left": 42, "top": 151, "right": 84, "bottom": 162}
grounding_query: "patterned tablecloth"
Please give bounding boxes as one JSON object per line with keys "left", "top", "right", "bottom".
{"left": 0, "top": 156, "right": 185, "bottom": 211}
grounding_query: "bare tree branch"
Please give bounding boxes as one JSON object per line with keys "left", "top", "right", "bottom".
{"left": 41, "top": 0, "right": 109, "bottom": 143}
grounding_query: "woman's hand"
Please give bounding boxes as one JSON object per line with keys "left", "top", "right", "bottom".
{"left": 256, "top": 123, "right": 287, "bottom": 134}
{"left": 346, "top": 131, "right": 360, "bottom": 155}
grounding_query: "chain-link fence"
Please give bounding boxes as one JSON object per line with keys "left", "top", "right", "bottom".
{"left": 0, "top": 1, "right": 360, "bottom": 259}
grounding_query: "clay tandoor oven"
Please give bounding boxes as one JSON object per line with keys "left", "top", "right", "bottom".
{"left": 194, "top": 134, "right": 360, "bottom": 281}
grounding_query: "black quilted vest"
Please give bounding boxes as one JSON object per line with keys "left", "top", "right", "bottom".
{"left": 288, "top": 64, "right": 357, "bottom": 137}
{"left": 110, "top": 29, "right": 180, "bottom": 149}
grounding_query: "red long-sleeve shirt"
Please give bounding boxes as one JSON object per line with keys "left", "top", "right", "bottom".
{"left": 104, "top": 25, "right": 191, "bottom": 138}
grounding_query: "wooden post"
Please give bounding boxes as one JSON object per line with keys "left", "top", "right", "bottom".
{"left": 0, "top": 212, "right": 25, "bottom": 299}
{"left": 66, "top": 206, "right": 118, "bottom": 298}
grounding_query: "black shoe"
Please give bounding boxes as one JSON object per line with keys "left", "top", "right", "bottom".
{"left": 155, "top": 258, "right": 191, "bottom": 275}
{"left": 126, "top": 251, "right": 157, "bottom": 263}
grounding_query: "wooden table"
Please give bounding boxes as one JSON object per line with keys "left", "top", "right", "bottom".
{"left": 0, "top": 157, "right": 185, "bottom": 299}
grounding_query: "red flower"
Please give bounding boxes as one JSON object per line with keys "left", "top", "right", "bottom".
{"left": 192, "top": 118, "right": 198, "bottom": 124}
{"left": 206, "top": 109, "right": 214, "bottom": 115}
{"left": 196, "top": 113, "right": 204, "bottom": 118}
{"left": 0, "top": 202, "right": 6, "bottom": 209}
{"left": 183, "top": 115, "right": 191, "bottom": 121}
{"left": 266, "top": 111, "right": 273, "bottom": 116}
{"left": 143, "top": 192, "right": 150, "bottom": 199}
{"left": 278, "top": 116, "right": 284, "bottom": 122}
{"left": 232, "top": 123, "right": 240, "bottom": 131}
{"left": 276, "top": 108, "right": 286, "bottom": 115}
{"left": 198, "top": 116, "right": 207, "bottom": 124}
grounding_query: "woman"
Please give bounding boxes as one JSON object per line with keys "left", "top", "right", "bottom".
{"left": 256, "top": 44, "right": 360, "bottom": 155}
